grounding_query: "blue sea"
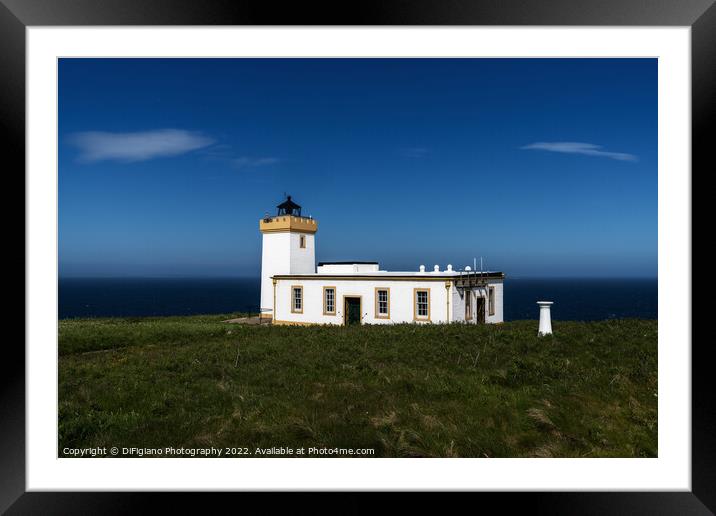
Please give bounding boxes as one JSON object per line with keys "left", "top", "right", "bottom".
{"left": 58, "top": 277, "right": 657, "bottom": 321}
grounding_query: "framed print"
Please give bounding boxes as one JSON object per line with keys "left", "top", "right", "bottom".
{"left": 3, "top": 0, "right": 712, "bottom": 512}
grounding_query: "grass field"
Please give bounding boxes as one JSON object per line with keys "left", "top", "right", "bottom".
{"left": 58, "top": 315, "right": 657, "bottom": 458}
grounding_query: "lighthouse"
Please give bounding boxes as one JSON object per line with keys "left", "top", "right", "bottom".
{"left": 259, "top": 196, "right": 318, "bottom": 321}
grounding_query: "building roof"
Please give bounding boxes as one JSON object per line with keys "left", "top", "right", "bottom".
{"left": 273, "top": 271, "right": 505, "bottom": 280}
{"left": 317, "top": 261, "right": 379, "bottom": 266}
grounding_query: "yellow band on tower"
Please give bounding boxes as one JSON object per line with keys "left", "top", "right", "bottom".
{"left": 259, "top": 216, "right": 318, "bottom": 234}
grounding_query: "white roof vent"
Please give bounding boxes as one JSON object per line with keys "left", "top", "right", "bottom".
{"left": 465, "top": 266, "right": 472, "bottom": 271}
{"left": 419, "top": 265, "right": 426, "bottom": 273}
{"left": 433, "top": 265, "right": 440, "bottom": 273}
{"left": 447, "top": 264, "right": 453, "bottom": 272}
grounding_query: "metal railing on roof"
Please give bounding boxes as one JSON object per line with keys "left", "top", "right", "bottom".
{"left": 455, "top": 270, "right": 491, "bottom": 289}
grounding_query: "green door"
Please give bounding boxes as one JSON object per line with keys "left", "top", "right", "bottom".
{"left": 344, "top": 297, "right": 361, "bottom": 325}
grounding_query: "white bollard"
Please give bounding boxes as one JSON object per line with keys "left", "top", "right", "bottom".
{"left": 537, "top": 301, "right": 553, "bottom": 336}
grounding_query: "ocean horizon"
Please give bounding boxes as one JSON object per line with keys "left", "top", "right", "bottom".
{"left": 58, "top": 277, "right": 657, "bottom": 321}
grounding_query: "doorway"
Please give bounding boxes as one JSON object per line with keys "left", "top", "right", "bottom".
{"left": 475, "top": 297, "right": 486, "bottom": 323}
{"left": 344, "top": 296, "right": 362, "bottom": 326}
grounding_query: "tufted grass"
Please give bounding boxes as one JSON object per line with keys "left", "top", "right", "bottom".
{"left": 58, "top": 315, "right": 657, "bottom": 457}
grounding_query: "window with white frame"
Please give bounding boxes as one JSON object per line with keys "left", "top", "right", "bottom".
{"left": 323, "top": 287, "right": 335, "bottom": 314}
{"left": 415, "top": 289, "right": 429, "bottom": 319}
{"left": 488, "top": 286, "right": 495, "bottom": 316}
{"left": 299, "top": 234, "right": 306, "bottom": 248}
{"left": 291, "top": 286, "right": 303, "bottom": 313}
{"left": 376, "top": 288, "right": 389, "bottom": 318}
{"left": 465, "top": 290, "right": 472, "bottom": 320}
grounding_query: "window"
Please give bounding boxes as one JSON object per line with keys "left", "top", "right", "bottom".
{"left": 414, "top": 288, "right": 430, "bottom": 320}
{"left": 375, "top": 288, "right": 390, "bottom": 318}
{"left": 291, "top": 286, "right": 303, "bottom": 313}
{"left": 323, "top": 286, "right": 336, "bottom": 315}
{"left": 488, "top": 287, "right": 495, "bottom": 316}
{"left": 299, "top": 235, "right": 306, "bottom": 248}
{"left": 465, "top": 291, "right": 472, "bottom": 320}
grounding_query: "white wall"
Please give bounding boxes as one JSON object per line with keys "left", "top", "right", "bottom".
{"left": 274, "top": 278, "right": 451, "bottom": 325}
{"left": 450, "top": 281, "right": 504, "bottom": 323}
{"left": 289, "top": 232, "right": 316, "bottom": 274}
{"left": 260, "top": 231, "right": 315, "bottom": 317}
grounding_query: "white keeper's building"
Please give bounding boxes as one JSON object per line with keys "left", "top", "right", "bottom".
{"left": 259, "top": 196, "right": 504, "bottom": 326}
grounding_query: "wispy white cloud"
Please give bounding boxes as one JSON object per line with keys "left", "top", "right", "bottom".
{"left": 521, "top": 142, "right": 637, "bottom": 162}
{"left": 232, "top": 157, "right": 282, "bottom": 169}
{"left": 399, "top": 147, "right": 429, "bottom": 158}
{"left": 200, "top": 143, "right": 234, "bottom": 160}
{"left": 68, "top": 129, "right": 215, "bottom": 163}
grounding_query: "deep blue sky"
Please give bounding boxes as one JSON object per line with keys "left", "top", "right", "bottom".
{"left": 59, "top": 58, "right": 657, "bottom": 278}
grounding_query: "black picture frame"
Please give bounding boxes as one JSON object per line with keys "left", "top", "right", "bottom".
{"left": 3, "top": 0, "right": 709, "bottom": 513}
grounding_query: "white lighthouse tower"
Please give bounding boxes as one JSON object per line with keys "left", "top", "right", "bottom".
{"left": 259, "top": 196, "right": 318, "bottom": 321}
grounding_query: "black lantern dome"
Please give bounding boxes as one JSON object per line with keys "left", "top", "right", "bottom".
{"left": 277, "top": 195, "right": 302, "bottom": 217}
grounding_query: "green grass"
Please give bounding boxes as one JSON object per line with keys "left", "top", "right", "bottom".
{"left": 59, "top": 315, "right": 657, "bottom": 458}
